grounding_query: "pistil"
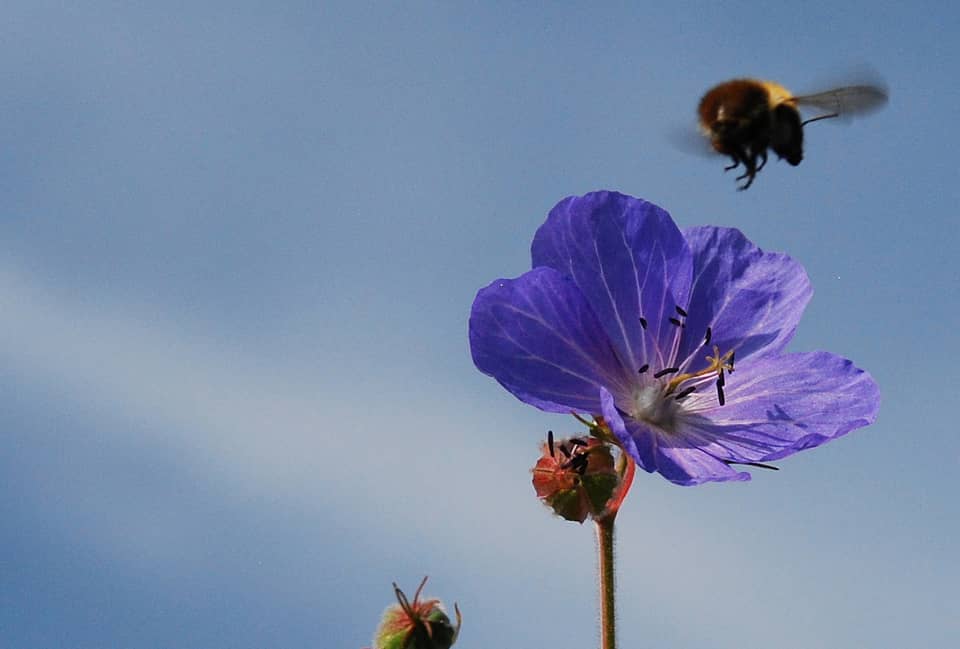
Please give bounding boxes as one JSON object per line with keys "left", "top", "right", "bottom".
{"left": 661, "top": 344, "right": 735, "bottom": 396}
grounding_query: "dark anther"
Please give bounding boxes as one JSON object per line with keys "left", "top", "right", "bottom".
{"left": 547, "top": 430, "right": 555, "bottom": 458}
{"left": 638, "top": 363, "right": 649, "bottom": 374}
{"left": 568, "top": 437, "right": 588, "bottom": 447}
{"left": 674, "top": 386, "right": 697, "bottom": 401}
{"left": 562, "top": 454, "right": 588, "bottom": 475}
{"left": 723, "top": 460, "right": 779, "bottom": 471}
{"left": 668, "top": 317, "right": 684, "bottom": 327}
{"left": 716, "top": 379, "right": 726, "bottom": 406}
{"left": 704, "top": 326, "right": 712, "bottom": 346}
{"left": 559, "top": 443, "right": 572, "bottom": 458}
{"left": 729, "top": 351, "right": 735, "bottom": 371}
{"left": 639, "top": 316, "right": 648, "bottom": 330}
{"left": 653, "top": 367, "right": 680, "bottom": 378}
{"left": 675, "top": 305, "right": 688, "bottom": 317}
{"left": 717, "top": 369, "right": 725, "bottom": 387}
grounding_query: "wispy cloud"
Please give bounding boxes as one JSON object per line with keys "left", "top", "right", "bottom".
{"left": 0, "top": 259, "right": 579, "bottom": 565}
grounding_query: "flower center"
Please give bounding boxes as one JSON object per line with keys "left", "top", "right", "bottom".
{"left": 632, "top": 382, "right": 680, "bottom": 430}
{"left": 630, "top": 306, "right": 736, "bottom": 431}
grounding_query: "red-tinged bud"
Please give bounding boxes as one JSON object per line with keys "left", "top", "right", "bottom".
{"left": 531, "top": 431, "right": 619, "bottom": 523}
{"left": 373, "top": 577, "right": 461, "bottom": 649}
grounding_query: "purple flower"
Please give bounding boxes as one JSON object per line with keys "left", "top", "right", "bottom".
{"left": 469, "top": 191, "right": 880, "bottom": 486}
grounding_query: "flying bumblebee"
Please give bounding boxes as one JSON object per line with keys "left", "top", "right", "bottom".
{"left": 697, "top": 78, "right": 888, "bottom": 190}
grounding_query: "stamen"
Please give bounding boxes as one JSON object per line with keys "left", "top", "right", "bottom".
{"left": 729, "top": 351, "right": 735, "bottom": 371}
{"left": 674, "top": 386, "right": 697, "bottom": 401}
{"left": 639, "top": 316, "right": 648, "bottom": 330}
{"left": 638, "top": 363, "right": 649, "bottom": 374}
{"left": 654, "top": 367, "right": 680, "bottom": 378}
{"left": 704, "top": 326, "right": 712, "bottom": 346}
{"left": 559, "top": 443, "right": 572, "bottom": 458}
{"left": 562, "top": 453, "right": 588, "bottom": 474}
{"left": 663, "top": 344, "right": 736, "bottom": 395}
{"left": 573, "top": 454, "right": 589, "bottom": 475}
{"left": 716, "top": 379, "right": 726, "bottom": 406}
{"left": 724, "top": 460, "right": 779, "bottom": 471}
{"left": 675, "top": 305, "right": 688, "bottom": 317}
{"left": 547, "top": 430, "right": 555, "bottom": 458}
{"left": 568, "top": 437, "right": 588, "bottom": 447}
{"left": 717, "top": 369, "right": 725, "bottom": 387}
{"left": 668, "top": 317, "right": 684, "bottom": 328}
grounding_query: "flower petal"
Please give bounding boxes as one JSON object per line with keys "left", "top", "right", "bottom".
{"left": 600, "top": 387, "right": 657, "bottom": 473}
{"left": 653, "top": 446, "right": 751, "bottom": 486}
{"left": 677, "top": 351, "right": 880, "bottom": 463}
{"left": 469, "top": 267, "right": 632, "bottom": 413}
{"left": 675, "top": 226, "right": 813, "bottom": 371}
{"left": 532, "top": 192, "right": 693, "bottom": 374}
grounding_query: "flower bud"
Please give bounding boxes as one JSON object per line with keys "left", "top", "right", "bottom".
{"left": 531, "top": 431, "right": 619, "bottom": 523}
{"left": 373, "top": 577, "right": 461, "bottom": 649}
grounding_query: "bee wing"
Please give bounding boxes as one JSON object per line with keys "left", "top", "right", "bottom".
{"left": 792, "top": 85, "right": 888, "bottom": 119}
{"left": 667, "top": 122, "right": 721, "bottom": 159}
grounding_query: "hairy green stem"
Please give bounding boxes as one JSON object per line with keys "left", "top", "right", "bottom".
{"left": 596, "top": 515, "right": 616, "bottom": 649}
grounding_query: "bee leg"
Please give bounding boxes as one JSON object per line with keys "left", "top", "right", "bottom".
{"left": 755, "top": 148, "right": 768, "bottom": 172}
{"left": 735, "top": 151, "right": 759, "bottom": 190}
{"left": 723, "top": 146, "right": 747, "bottom": 171}
{"left": 734, "top": 156, "right": 756, "bottom": 182}
{"left": 723, "top": 144, "right": 748, "bottom": 172}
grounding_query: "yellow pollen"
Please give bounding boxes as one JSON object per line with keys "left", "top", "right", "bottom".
{"left": 664, "top": 345, "right": 735, "bottom": 395}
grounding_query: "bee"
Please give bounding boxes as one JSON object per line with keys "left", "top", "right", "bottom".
{"left": 698, "top": 78, "right": 887, "bottom": 190}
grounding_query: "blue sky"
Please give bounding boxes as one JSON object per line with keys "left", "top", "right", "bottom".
{"left": 1, "top": 2, "right": 958, "bottom": 647}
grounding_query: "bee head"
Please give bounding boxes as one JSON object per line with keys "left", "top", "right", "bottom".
{"left": 770, "top": 104, "right": 803, "bottom": 166}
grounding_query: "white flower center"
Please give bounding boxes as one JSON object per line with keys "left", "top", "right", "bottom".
{"left": 632, "top": 384, "right": 680, "bottom": 431}
{"left": 630, "top": 345, "right": 736, "bottom": 433}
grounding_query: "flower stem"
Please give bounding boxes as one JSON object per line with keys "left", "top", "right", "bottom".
{"left": 596, "top": 514, "right": 616, "bottom": 649}
{"left": 595, "top": 454, "right": 633, "bottom": 649}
